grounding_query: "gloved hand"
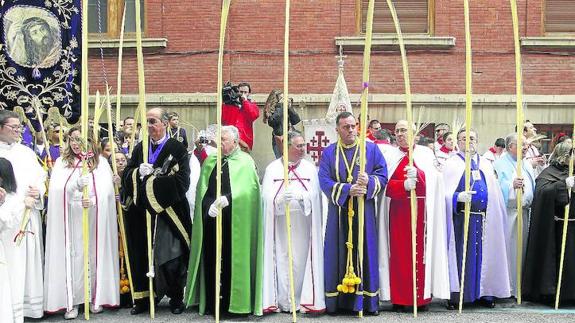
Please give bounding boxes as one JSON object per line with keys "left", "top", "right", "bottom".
{"left": 457, "top": 191, "right": 476, "bottom": 203}
{"left": 214, "top": 196, "right": 229, "bottom": 208}
{"left": 139, "top": 163, "right": 154, "bottom": 177}
{"left": 566, "top": 176, "right": 575, "bottom": 189}
{"left": 284, "top": 186, "right": 303, "bottom": 202}
{"left": 404, "top": 178, "right": 417, "bottom": 191}
{"left": 405, "top": 166, "right": 417, "bottom": 179}
{"left": 208, "top": 203, "right": 220, "bottom": 218}
{"left": 76, "top": 175, "right": 90, "bottom": 191}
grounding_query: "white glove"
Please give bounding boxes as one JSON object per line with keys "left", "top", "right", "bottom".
{"left": 76, "top": 175, "right": 90, "bottom": 191}
{"left": 214, "top": 196, "right": 229, "bottom": 208}
{"left": 404, "top": 178, "right": 417, "bottom": 191}
{"left": 405, "top": 166, "right": 417, "bottom": 179}
{"left": 566, "top": 176, "right": 575, "bottom": 189}
{"left": 457, "top": 191, "right": 476, "bottom": 203}
{"left": 284, "top": 186, "right": 303, "bottom": 202}
{"left": 139, "top": 163, "right": 154, "bottom": 177}
{"left": 208, "top": 203, "right": 219, "bottom": 217}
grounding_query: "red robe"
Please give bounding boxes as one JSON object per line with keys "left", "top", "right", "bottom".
{"left": 385, "top": 154, "right": 430, "bottom": 306}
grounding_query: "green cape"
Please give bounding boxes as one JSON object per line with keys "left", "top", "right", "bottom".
{"left": 184, "top": 149, "right": 263, "bottom": 315}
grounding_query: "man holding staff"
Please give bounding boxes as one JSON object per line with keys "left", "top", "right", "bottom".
{"left": 121, "top": 107, "right": 191, "bottom": 315}
{"left": 319, "top": 111, "right": 387, "bottom": 315}
{"left": 443, "top": 129, "right": 510, "bottom": 309}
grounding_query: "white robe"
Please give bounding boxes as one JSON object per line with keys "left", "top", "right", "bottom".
{"left": 443, "top": 154, "right": 511, "bottom": 298}
{"left": 493, "top": 152, "right": 535, "bottom": 297}
{"left": 185, "top": 153, "right": 201, "bottom": 223}
{"left": 44, "top": 157, "right": 119, "bottom": 312}
{"left": 0, "top": 193, "right": 24, "bottom": 323}
{"left": 262, "top": 158, "right": 325, "bottom": 313}
{"left": 0, "top": 142, "right": 46, "bottom": 318}
{"left": 377, "top": 145, "right": 451, "bottom": 301}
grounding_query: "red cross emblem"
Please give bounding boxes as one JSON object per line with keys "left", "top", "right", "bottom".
{"left": 307, "top": 130, "right": 331, "bottom": 165}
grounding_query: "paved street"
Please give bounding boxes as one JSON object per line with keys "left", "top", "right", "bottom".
{"left": 32, "top": 299, "right": 575, "bottom": 322}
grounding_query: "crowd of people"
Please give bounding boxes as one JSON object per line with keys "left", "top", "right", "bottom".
{"left": 1, "top": 85, "right": 574, "bottom": 321}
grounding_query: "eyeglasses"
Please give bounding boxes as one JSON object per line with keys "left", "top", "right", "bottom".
{"left": 3, "top": 124, "right": 22, "bottom": 131}
{"left": 146, "top": 118, "right": 161, "bottom": 125}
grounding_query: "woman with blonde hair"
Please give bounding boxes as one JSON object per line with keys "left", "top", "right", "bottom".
{"left": 44, "top": 127, "right": 119, "bottom": 319}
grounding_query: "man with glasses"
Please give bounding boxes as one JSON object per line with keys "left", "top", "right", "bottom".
{"left": 121, "top": 107, "right": 192, "bottom": 315}
{"left": 0, "top": 110, "right": 47, "bottom": 321}
{"left": 367, "top": 119, "right": 382, "bottom": 142}
{"left": 261, "top": 131, "right": 325, "bottom": 314}
{"left": 442, "top": 129, "right": 510, "bottom": 309}
{"left": 378, "top": 120, "right": 450, "bottom": 312}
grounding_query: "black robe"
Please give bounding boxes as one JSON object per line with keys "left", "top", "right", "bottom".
{"left": 122, "top": 138, "right": 192, "bottom": 303}
{"left": 523, "top": 163, "right": 575, "bottom": 303}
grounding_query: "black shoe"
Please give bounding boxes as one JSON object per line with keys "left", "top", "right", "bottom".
{"left": 392, "top": 304, "right": 404, "bottom": 312}
{"left": 418, "top": 305, "right": 429, "bottom": 312}
{"left": 479, "top": 299, "right": 496, "bottom": 308}
{"left": 446, "top": 301, "right": 457, "bottom": 310}
{"left": 169, "top": 300, "right": 185, "bottom": 314}
{"left": 365, "top": 310, "right": 379, "bottom": 316}
{"left": 130, "top": 302, "right": 149, "bottom": 315}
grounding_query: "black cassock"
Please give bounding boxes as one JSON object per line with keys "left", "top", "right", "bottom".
{"left": 523, "top": 163, "right": 575, "bottom": 303}
{"left": 122, "top": 138, "right": 192, "bottom": 305}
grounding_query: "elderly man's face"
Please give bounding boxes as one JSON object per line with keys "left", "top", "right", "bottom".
{"left": 146, "top": 110, "right": 167, "bottom": 141}
{"left": 508, "top": 135, "right": 528, "bottom": 159}
{"left": 288, "top": 136, "right": 306, "bottom": 162}
{"left": 457, "top": 131, "right": 478, "bottom": 154}
{"left": 221, "top": 131, "right": 237, "bottom": 156}
{"left": 394, "top": 121, "right": 411, "bottom": 149}
{"left": 524, "top": 122, "right": 537, "bottom": 138}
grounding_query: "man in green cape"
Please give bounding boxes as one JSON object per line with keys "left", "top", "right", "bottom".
{"left": 185, "top": 125, "right": 263, "bottom": 316}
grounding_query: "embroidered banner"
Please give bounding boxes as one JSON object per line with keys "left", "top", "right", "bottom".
{"left": 0, "top": 0, "right": 81, "bottom": 128}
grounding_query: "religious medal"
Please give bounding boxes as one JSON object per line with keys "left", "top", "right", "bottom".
{"left": 472, "top": 170, "right": 481, "bottom": 181}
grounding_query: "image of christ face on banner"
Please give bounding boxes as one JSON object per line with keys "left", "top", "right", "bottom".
{"left": 4, "top": 6, "right": 62, "bottom": 68}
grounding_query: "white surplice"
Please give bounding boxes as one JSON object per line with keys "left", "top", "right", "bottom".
{"left": 44, "top": 156, "right": 119, "bottom": 312}
{"left": 0, "top": 142, "right": 46, "bottom": 319}
{"left": 0, "top": 193, "right": 25, "bottom": 323}
{"left": 262, "top": 158, "right": 325, "bottom": 313}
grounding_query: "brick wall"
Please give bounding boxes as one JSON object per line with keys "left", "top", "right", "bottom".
{"left": 88, "top": 0, "right": 574, "bottom": 96}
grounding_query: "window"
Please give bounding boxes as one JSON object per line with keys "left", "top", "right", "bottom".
{"left": 545, "top": 0, "right": 575, "bottom": 33}
{"left": 88, "top": 0, "right": 145, "bottom": 36}
{"left": 360, "top": 0, "right": 431, "bottom": 34}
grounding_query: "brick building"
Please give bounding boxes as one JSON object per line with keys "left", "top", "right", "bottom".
{"left": 87, "top": 0, "right": 575, "bottom": 168}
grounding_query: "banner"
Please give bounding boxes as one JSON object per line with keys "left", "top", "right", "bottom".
{"left": 0, "top": 0, "right": 82, "bottom": 127}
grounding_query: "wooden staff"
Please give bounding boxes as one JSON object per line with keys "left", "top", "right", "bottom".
{"left": 281, "top": 1, "right": 297, "bottom": 321}
{"left": 133, "top": 0, "right": 153, "bottom": 317}
{"left": 555, "top": 121, "right": 575, "bottom": 309}
{"left": 458, "top": 0, "right": 474, "bottom": 313}
{"left": 384, "top": 0, "right": 417, "bottom": 317}
{"left": 355, "top": 0, "right": 375, "bottom": 318}
{"left": 116, "top": 5, "right": 127, "bottom": 131}
{"left": 93, "top": 91, "right": 101, "bottom": 142}
{"left": 80, "top": 0, "right": 90, "bottom": 318}
{"left": 509, "top": 0, "right": 524, "bottom": 304}
{"left": 215, "top": 2, "right": 231, "bottom": 322}
{"left": 105, "top": 85, "right": 135, "bottom": 303}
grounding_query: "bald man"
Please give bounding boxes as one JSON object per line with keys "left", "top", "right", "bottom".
{"left": 122, "top": 108, "right": 192, "bottom": 315}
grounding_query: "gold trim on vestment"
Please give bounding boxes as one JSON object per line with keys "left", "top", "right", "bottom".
{"left": 325, "top": 289, "right": 380, "bottom": 298}
{"left": 132, "top": 170, "right": 139, "bottom": 206}
{"left": 166, "top": 207, "right": 190, "bottom": 247}
{"left": 146, "top": 175, "right": 164, "bottom": 213}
